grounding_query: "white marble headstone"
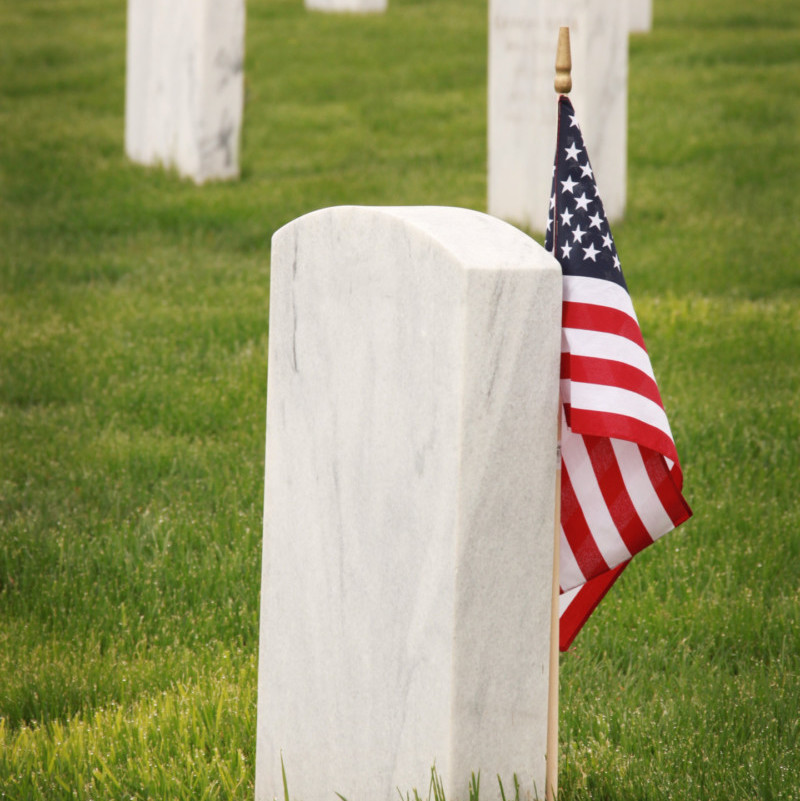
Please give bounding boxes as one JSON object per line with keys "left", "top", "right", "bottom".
{"left": 488, "top": 0, "right": 628, "bottom": 232}
{"left": 255, "top": 206, "right": 562, "bottom": 801}
{"left": 124, "top": 0, "right": 245, "bottom": 184}
{"left": 305, "top": 0, "right": 387, "bottom": 12}
{"left": 629, "top": 0, "right": 653, "bottom": 33}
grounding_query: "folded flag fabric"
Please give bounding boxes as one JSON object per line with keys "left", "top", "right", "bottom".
{"left": 545, "top": 95, "right": 692, "bottom": 650}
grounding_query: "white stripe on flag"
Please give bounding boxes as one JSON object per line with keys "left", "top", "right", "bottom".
{"left": 569, "top": 382, "right": 673, "bottom": 436}
{"left": 562, "top": 328, "right": 656, "bottom": 381}
{"left": 559, "top": 526, "right": 587, "bottom": 592}
{"left": 559, "top": 584, "right": 581, "bottom": 617}
{"left": 611, "top": 438, "right": 677, "bottom": 536}
{"left": 561, "top": 426, "right": 632, "bottom": 567}
{"left": 563, "top": 274, "right": 639, "bottom": 320}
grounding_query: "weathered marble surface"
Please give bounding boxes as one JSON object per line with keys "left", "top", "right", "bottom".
{"left": 255, "top": 206, "right": 562, "bottom": 801}
{"left": 124, "top": 0, "right": 245, "bottom": 183}
{"left": 629, "top": 0, "right": 653, "bottom": 32}
{"left": 306, "top": 0, "right": 387, "bottom": 12}
{"left": 488, "top": 0, "right": 628, "bottom": 232}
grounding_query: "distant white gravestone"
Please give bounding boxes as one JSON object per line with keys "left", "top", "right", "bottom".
{"left": 306, "top": 0, "right": 387, "bottom": 12}
{"left": 124, "top": 0, "right": 245, "bottom": 183}
{"left": 255, "top": 206, "right": 562, "bottom": 801}
{"left": 629, "top": 0, "right": 653, "bottom": 32}
{"left": 488, "top": 0, "right": 628, "bottom": 232}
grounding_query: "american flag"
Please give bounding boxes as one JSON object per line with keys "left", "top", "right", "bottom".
{"left": 545, "top": 95, "right": 692, "bottom": 650}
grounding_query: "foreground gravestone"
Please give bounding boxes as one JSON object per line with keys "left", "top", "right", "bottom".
{"left": 629, "top": 0, "right": 653, "bottom": 32}
{"left": 255, "top": 206, "right": 562, "bottom": 801}
{"left": 306, "top": 0, "right": 387, "bottom": 12}
{"left": 124, "top": 0, "right": 245, "bottom": 183}
{"left": 488, "top": 0, "right": 628, "bottom": 232}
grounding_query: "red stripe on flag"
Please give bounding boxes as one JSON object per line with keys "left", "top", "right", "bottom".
{"left": 562, "top": 301, "right": 647, "bottom": 350}
{"left": 559, "top": 562, "right": 628, "bottom": 651}
{"left": 641, "top": 446, "right": 693, "bottom": 526}
{"left": 560, "top": 459, "right": 611, "bottom": 581}
{"left": 561, "top": 353, "right": 664, "bottom": 408}
{"left": 669, "top": 460, "right": 685, "bottom": 490}
{"left": 583, "top": 435, "right": 655, "bottom": 556}
{"left": 568, "top": 407, "right": 680, "bottom": 466}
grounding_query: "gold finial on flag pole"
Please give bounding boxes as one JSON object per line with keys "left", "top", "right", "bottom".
{"left": 554, "top": 26, "right": 572, "bottom": 94}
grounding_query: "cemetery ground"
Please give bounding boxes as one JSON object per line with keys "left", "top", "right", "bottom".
{"left": 0, "top": 0, "right": 798, "bottom": 798}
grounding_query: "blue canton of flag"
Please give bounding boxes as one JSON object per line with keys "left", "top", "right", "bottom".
{"left": 544, "top": 101, "right": 624, "bottom": 290}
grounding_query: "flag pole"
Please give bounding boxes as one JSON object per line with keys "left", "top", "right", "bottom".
{"left": 546, "top": 27, "right": 571, "bottom": 801}
{"left": 545, "top": 409, "right": 562, "bottom": 801}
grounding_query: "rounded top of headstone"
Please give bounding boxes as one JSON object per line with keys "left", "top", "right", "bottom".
{"left": 273, "top": 206, "right": 560, "bottom": 276}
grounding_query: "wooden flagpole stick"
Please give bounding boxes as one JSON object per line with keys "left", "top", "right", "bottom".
{"left": 545, "top": 409, "right": 562, "bottom": 801}
{"left": 546, "top": 27, "right": 571, "bottom": 801}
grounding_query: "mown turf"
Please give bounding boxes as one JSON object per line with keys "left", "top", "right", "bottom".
{"left": 1, "top": 0, "right": 798, "bottom": 799}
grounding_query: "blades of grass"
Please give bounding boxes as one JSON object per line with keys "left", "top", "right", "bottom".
{"left": 281, "top": 753, "right": 290, "bottom": 801}
{"left": 469, "top": 771, "right": 481, "bottom": 801}
{"left": 430, "top": 765, "right": 446, "bottom": 801}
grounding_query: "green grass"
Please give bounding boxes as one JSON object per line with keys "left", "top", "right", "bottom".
{"left": 1, "top": 0, "right": 799, "bottom": 799}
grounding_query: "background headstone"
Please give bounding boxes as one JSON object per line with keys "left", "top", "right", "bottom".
{"left": 124, "top": 0, "right": 245, "bottom": 183}
{"left": 255, "top": 206, "right": 562, "bottom": 801}
{"left": 488, "top": 0, "right": 628, "bottom": 232}
{"left": 305, "top": 0, "right": 388, "bottom": 12}
{"left": 629, "top": 0, "right": 653, "bottom": 33}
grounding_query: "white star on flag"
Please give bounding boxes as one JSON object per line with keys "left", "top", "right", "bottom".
{"left": 588, "top": 212, "right": 604, "bottom": 230}
{"left": 582, "top": 242, "right": 599, "bottom": 261}
{"left": 561, "top": 175, "right": 578, "bottom": 194}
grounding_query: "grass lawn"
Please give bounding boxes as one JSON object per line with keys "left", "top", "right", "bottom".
{"left": 1, "top": 0, "right": 799, "bottom": 798}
